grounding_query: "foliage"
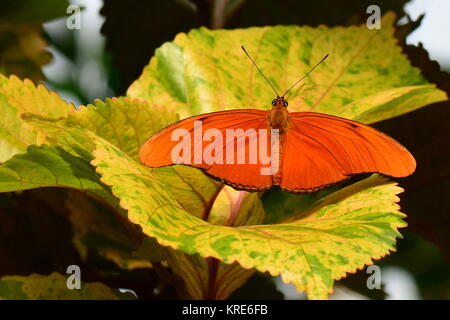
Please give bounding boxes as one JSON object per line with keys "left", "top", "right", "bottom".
{"left": 0, "top": 1, "right": 449, "bottom": 300}
{"left": 0, "top": 272, "right": 134, "bottom": 299}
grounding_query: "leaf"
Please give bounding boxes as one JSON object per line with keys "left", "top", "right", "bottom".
{"left": 0, "top": 145, "right": 117, "bottom": 208}
{"left": 0, "top": 104, "right": 158, "bottom": 268}
{"left": 127, "top": 13, "right": 446, "bottom": 121}
{"left": 0, "top": 272, "right": 134, "bottom": 300}
{"left": 91, "top": 136, "right": 406, "bottom": 299}
{"left": 0, "top": 90, "right": 224, "bottom": 286}
{"left": 22, "top": 96, "right": 223, "bottom": 219}
{"left": 164, "top": 187, "right": 265, "bottom": 299}
{"left": 0, "top": 74, "right": 74, "bottom": 163}
{"left": 67, "top": 97, "right": 223, "bottom": 218}
{"left": 205, "top": 187, "right": 266, "bottom": 228}
{"left": 69, "top": 97, "right": 178, "bottom": 161}
{"left": 0, "top": 92, "right": 223, "bottom": 272}
{"left": 262, "top": 186, "right": 338, "bottom": 224}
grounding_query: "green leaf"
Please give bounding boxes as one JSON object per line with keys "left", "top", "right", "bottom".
{"left": 207, "top": 186, "right": 266, "bottom": 227}
{"left": 67, "top": 97, "right": 224, "bottom": 218}
{"left": 0, "top": 92, "right": 223, "bottom": 271}
{"left": 0, "top": 75, "right": 74, "bottom": 163}
{"left": 262, "top": 186, "right": 338, "bottom": 224}
{"left": 127, "top": 13, "right": 447, "bottom": 121}
{"left": 22, "top": 97, "right": 223, "bottom": 219}
{"left": 0, "top": 272, "right": 134, "bottom": 300}
{"left": 0, "top": 144, "right": 117, "bottom": 208}
{"left": 164, "top": 187, "right": 265, "bottom": 299}
{"left": 0, "top": 94, "right": 181, "bottom": 269}
{"left": 91, "top": 137, "right": 406, "bottom": 299}
{"left": 69, "top": 97, "right": 178, "bottom": 161}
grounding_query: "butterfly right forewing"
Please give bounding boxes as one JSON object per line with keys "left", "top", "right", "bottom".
{"left": 278, "top": 112, "right": 416, "bottom": 193}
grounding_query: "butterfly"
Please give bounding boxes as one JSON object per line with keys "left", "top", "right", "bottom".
{"left": 140, "top": 47, "right": 416, "bottom": 193}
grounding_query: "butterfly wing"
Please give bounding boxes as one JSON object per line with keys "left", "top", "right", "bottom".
{"left": 140, "top": 109, "right": 274, "bottom": 191}
{"left": 279, "top": 112, "right": 416, "bottom": 193}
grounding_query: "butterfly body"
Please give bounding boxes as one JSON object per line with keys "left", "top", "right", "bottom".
{"left": 268, "top": 102, "right": 291, "bottom": 132}
{"left": 266, "top": 98, "right": 291, "bottom": 186}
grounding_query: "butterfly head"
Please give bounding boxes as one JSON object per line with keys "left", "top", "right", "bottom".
{"left": 272, "top": 97, "right": 289, "bottom": 108}
{"left": 241, "top": 46, "right": 328, "bottom": 110}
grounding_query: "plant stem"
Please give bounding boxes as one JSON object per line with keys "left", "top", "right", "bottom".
{"left": 205, "top": 257, "right": 220, "bottom": 299}
{"left": 227, "top": 191, "right": 246, "bottom": 227}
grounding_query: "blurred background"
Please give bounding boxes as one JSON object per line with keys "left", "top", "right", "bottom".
{"left": 0, "top": 0, "right": 449, "bottom": 299}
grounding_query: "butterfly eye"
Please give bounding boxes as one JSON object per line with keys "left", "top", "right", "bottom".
{"left": 283, "top": 100, "right": 288, "bottom": 107}
{"left": 272, "top": 99, "right": 277, "bottom": 106}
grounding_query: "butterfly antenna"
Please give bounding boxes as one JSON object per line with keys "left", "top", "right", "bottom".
{"left": 282, "top": 54, "right": 329, "bottom": 98}
{"left": 241, "top": 46, "right": 280, "bottom": 97}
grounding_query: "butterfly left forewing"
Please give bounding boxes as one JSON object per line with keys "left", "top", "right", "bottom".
{"left": 140, "top": 109, "right": 274, "bottom": 192}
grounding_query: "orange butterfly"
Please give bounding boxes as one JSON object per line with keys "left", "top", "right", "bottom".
{"left": 140, "top": 47, "right": 415, "bottom": 193}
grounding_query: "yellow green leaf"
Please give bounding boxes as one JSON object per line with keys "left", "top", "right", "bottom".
{"left": 22, "top": 97, "right": 223, "bottom": 219}
{"left": 0, "top": 94, "right": 223, "bottom": 270}
{"left": 0, "top": 145, "right": 117, "bottom": 207}
{"left": 164, "top": 187, "right": 265, "bottom": 299}
{"left": 68, "top": 97, "right": 223, "bottom": 218}
{"left": 207, "top": 186, "right": 265, "bottom": 227}
{"left": 69, "top": 97, "right": 178, "bottom": 161}
{"left": 0, "top": 272, "right": 134, "bottom": 300}
{"left": 91, "top": 136, "right": 406, "bottom": 299}
{"left": 0, "top": 75, "right": 74, "bottom": 163}
{"left": 127, "top": 13, "right": 447, "bottom": 121}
